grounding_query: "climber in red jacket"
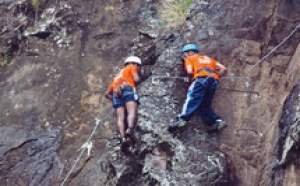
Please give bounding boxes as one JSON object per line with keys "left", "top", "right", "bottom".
{"left": 105, "top": 56, "right": 141, "bottom": 144}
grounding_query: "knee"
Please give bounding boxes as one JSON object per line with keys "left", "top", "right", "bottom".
{"left": 127, "top": 112, "right": 137, "bottom": 120}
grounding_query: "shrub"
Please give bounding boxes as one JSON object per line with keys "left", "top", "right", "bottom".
{"left": 159, "top": 0, "right": 193, "bottom": 28}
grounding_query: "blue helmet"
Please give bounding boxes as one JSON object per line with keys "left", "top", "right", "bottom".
{"left": 181, "top": 44, "right": 199, "bottom": 53}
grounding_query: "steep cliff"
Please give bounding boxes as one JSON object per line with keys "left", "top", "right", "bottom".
{"left": 0, "top": 0, "right": 299, "bottom": 186}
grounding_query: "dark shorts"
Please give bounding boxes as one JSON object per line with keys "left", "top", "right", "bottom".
{"left": 112, "top": 86, "right": 139, "bottom": 109}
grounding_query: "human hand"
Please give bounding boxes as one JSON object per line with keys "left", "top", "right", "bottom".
{"left": 105, "top": 90, "right": 113, "bottom": 100}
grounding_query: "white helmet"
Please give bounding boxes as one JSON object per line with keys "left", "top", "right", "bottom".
{"left": 124, "top": 56, "right": 142, "bottom": 65}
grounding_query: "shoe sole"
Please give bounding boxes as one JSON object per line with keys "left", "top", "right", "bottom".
{"left": 217, "top": 124, "right": 227, "bottom": 130}
{"left": 177, "top": 123, "right": 186, "bottom": 127}
{"left": 169, "top": 122, "right": 186, "bottom": 129}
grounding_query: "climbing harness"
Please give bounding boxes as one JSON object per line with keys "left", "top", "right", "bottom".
{"left": 197, "top": 67, "right": 217, "bottom": 74}
{"left": 60, "top": 109, "right": 114, "bottom": 186}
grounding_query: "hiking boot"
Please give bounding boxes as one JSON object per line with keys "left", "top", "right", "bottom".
{"left": 207, "top": 119, "right": 227, "bottom": 133}
{"left": 125, "top": 128, "right": 138, "bottom": 144}
{"left": 168, "top": 119, "right": 187, "bottom": 132}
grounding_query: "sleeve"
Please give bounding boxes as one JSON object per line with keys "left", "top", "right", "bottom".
{"left": 184, "top": 58, "right": 192, "bottom": 72}
{"left": 130, "top": 64, "right": 138, "bottom": 75}
{"left": 109, "top": 83, "right": 114, "bottom": 91}
{"left": 211, "top": 57, "right": 218, "bottom": 64}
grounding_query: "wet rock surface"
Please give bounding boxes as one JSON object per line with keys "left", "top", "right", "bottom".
{"left": 0, "top": 0, "right": 299, "bottom": 186}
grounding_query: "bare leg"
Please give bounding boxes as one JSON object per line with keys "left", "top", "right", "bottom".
{"left": 116, "top": 107, "right": 126, "bottom": 137}
{"left": 125, "top": 101, "right": 138, "bottom": 129}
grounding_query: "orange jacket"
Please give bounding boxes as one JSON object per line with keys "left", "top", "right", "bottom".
{"left": 109, "top": 64, "right": 138, "bottom": 90}
{"left": 184, "top": 54, "right": 219, "bottom": 80}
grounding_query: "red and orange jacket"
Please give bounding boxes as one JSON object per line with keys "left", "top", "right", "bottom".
{"left": 184, "top": 54, "right": 220, "bottom": 80}
{"left": 109, "top": 64, "right": 138, "bottom": 91}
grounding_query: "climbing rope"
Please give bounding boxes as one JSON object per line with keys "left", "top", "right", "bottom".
{"left": 150, "top": 75, "right": 250, "bottom": 81}
{"left": 148, "top": 75, "right": 257, "bottom": 95}
{"left": 149, "top": 74, "right": 252, "bottom": 92}
{"left": 248, "top": 23, "right": 300, "bottom": 72}
{"left": 60, "top": 109, "right": 114, "bottom": 186}
{"left": 149, "top": 75, "right": 191, "bottom": 82}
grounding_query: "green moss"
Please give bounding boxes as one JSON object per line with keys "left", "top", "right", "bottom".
{"left": 1, "top": 54, "right": 9, "bottom": 67}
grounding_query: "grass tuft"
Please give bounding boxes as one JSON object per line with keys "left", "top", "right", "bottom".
{"left": 31, "top": 0, "right": 44, "bottom": 11}
{"left": 1, "top": 54, "right": 9, "bottom": 67}
{"left": 31, "top": 0, "right": 45, "bottom": 22}
{"left": 159, "top": 0, "right": 193, "bottom": 28}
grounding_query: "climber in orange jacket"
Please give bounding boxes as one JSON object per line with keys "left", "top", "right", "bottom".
{"left": 168, "top": 44, "right": 227, "bottom": 133}
{"left": 105, "top": 56, "right": 141, "bottom": 144}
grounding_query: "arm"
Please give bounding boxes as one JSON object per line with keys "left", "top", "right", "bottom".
{"left": 184, "top": 58, "right": 194, "bottom": 77}
{"left": 186, "top": 65, "right": 194, "bottom": 77}
{"left": 215, "top": 62, "right": 227, "bottom": 78}
{"left": 132, "top": 65, "right": 141, "bottom": 85}
{"left": 133, "top": 73, "right": 141, "bottom": 84}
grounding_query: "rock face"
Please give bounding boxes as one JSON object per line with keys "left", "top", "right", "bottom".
{"left": 0, "top": 126, "right": 62, "bottom": 186}
{"left": 272, "top": 81, "right": 300, "bottom": 186}
{"left": 0, "top": 0, "right": 299, "bottom": 186}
